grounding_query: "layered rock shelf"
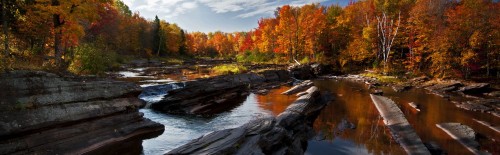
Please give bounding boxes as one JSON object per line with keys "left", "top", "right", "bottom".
{"left": 151, "top": 70, "right": 290, "bottom": 115}
{"left": 370, "top": 94, "right": 431, "bottom": 155}
{"left": 281, "top": 80, "right": 314, "bottom": 95}
{"left": 436, "top": 123, "right": 486, "bottom": 155}
{"left": 0, "top": 71, "right": 164, "bottom": 154}
{"left": 166, "top": 86, "right": 331, "bottom": 154}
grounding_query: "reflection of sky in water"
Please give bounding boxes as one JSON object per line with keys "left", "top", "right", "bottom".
{"left": 306, "top": 138, "right": 371, "bottom": 155}
{"left": 140, "top": 94, "right": 272, "bottom": 154}
{"left": 140, "top": 79, "right": 175, "bottom": 83}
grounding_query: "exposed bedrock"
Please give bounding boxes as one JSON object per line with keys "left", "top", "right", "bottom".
{"left": 288, "top": 63, "right": 333, "bottom": 80}
{"left": 151, "top": 70, "right": 290, "bottom": 115}
{"left": 370, "top": 94, "right": 431, "bottom": 155}
{"left": 282, "top": 80, "right": 314, "bottom": 95}
{"left": 166, "top": 86, "right": 332, "bottom": 155}
{"left": 0, "top": 71, "right": 164, "bottom": 155}
{"left": 436, "top": 123, "right": 488, "bottom": 155}
{"left": 458, "top": 83, "right": 490, "bottom": 94}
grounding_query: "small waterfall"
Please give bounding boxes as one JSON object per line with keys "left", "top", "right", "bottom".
{"left": 144, "top": 102, "right": 153, "bottom": 109}
{"left": 139, "top": 82, "right": 186, "bottom": 109}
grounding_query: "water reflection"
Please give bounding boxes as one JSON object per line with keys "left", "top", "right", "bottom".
{"left": 306, "top": 79, "right": 499, "bottom": 155}
{"left": 382, "top": 85, "right": 499, "bottom": 155}
{"left": 307, "top": 80, "right": 406, "bottom": 155}
{"left": 139, "top": 93, "right": 272, "bottom": 154}
{"left": 111, "top": 66, "right": 499, "bottom": 155}
{"left": 255, "top": 86, "right": 298, "bottom": 115}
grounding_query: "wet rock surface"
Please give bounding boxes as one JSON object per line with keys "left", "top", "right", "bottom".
{"left": 459, "top": 83, "right": 490, "bottom": 94}
{"left": 455, "top": 99, "right": 500, "bottom": 115}
{"left": 282, "top": 80, "right": 314, "bottom": 95}
{"left": 408, "top": 102, "right": 421, "bottom": 112}
{"left": 166, "top": 86, "right": 331, "bottom": 155}
{"left": 487, "top": 91, "right": 500, "bottom": 97}
{"left": 436, "top": 123, "right": 485, "bottom": 155}
{"left": 0, "top": 71, "right": 164, "bottom": 155}
{"left": 370, "top": 94, "right": 431, "bottom": 155}
{"left": 151, "top": 70, "right": 290, "bottom": 115}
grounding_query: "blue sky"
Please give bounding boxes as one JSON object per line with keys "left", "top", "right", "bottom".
{"left": 122, "top": 0, "right": 349, "bottom": 33}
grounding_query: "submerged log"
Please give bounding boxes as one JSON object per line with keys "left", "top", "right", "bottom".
{"left": 166, "top": 86, "right": 331, "bottom": 155}
{"left": 370, "top": 94, "right": 431, "bottom": 155}
{"left": 436, "top": 123, "right": 485, "bottom": 155}
{"left": 0, "top": 71, "right": 164, "bottom": 154}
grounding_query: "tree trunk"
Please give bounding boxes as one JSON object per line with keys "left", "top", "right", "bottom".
{"left": 2, "top": 0, "right": 8, "bottom": 57}
{"left": 54, "top": 15, "right": 63, "bottom": 66}
{"left": 52, "top": 0, "right": 63, "bottom": 67}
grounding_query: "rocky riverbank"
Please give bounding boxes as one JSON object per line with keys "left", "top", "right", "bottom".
{"left": 0, "top": 71, "right": 164, "bottom": 154}
{"left": 166, "top": 86, "right": 332, "bottom": 154}
{"left": 325, "top": 74, "right": 500, "bottom": 118}
{"left": 151, "top": 70, "right": 290, "bottom": 116}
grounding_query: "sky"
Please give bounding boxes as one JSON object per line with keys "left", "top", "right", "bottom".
{"left": 121, "top": 0, "right": 350, "bottom": 33}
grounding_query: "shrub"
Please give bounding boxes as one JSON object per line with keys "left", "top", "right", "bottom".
{"left": 68, "top": 43, "right": 118, "bottom": 75}
{"left": 299, "top": 56, "right": 310, "bottom": 64}
{"left": 236, "top": 50, "right": 276, "bottom": 64}
{"left": 211, "top": 64, "right": 248, "bottom": 75}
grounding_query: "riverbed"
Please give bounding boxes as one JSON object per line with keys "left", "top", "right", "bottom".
{"left": 108, "top": 66, "right": 498, "bottom": 155}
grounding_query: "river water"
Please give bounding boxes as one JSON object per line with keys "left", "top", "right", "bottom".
{"left": 110, "top": 66, "right": 498, "bottom": 155}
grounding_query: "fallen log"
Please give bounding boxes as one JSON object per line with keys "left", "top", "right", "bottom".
{"left": 370, "top": 94, "right": 431, "bottom": 155}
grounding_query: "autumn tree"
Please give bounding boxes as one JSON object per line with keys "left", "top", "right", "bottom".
{"left": 376, "top": 11, "right": 400, "bottom": 71}
{"left": 276, "top": 5, "right": 298, "bottom": 62}
{"left": 298, "top": 4, "right": 326, "bottom": 60}
{"left": 27, "top": 0, "right": 110, "bottom": 67}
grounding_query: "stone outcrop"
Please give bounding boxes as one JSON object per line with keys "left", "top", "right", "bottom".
{"left": 282, "top": 80, "right": 314, "bottom": 95}
{"left": 455, "top": 99, "right": 500, "bottom": 118}
{"left": 288, "top": 63, "right": 332, "bottom": 80}
{"left": 436, "top": 123, "right": 485, "bottom": 155}
{"left": 487, "top": 91, "right": 500, "bottom": 97}
{"left": 151, "top": 70, "right": 290, "bottom": 115}
{"left": 458, "top": 83, "right": 490, "bottom": 94}
{"left": 0, "top": 71, "right": 164, "bottom": 155}
{"left": 424, "top": 80, "right": 463, "bottom": 92}
{"left": 166, "top": 86, "right": 331, "bottom": 155}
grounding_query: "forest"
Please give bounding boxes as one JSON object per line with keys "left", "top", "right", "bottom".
{"left": 1, "top": 0, "right": 499, "bottom": 79}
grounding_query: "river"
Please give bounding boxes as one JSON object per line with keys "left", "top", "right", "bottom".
{"left": 108, "top": 66, "right": 498, "bottom": 155}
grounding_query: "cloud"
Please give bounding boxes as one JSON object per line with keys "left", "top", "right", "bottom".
{"left": 198, "top": 0, "right": 328, "bottom": 18}
{"left": 123, "top": 0, "right": 197, "bottom": 19}
{"left": 197, "top": 0, "right": 268, "bottom": 13}
{"left": 124, "top": 0, "right": 329, "bottom": 19}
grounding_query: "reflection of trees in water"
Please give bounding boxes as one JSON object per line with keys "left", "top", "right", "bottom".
{"left": 255, "top": 86, "right": 298, "bottom": 115}
{"left": 311, "top": 80, "right": 406, "bottom": 155}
